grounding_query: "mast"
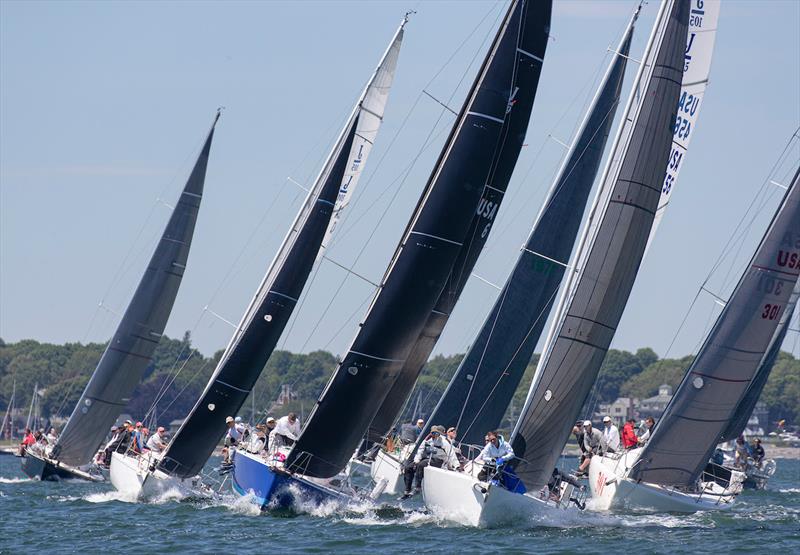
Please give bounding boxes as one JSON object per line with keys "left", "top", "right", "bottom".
{"left": 286, "top": 0, "right": 553, "bottom": 479}
{"left": 365, "top": 0, "right": 553, "bottom": 445}
{"left": 411, "top": 7, "right": 638, "bottom": 455}
{"left": 157, "top": 19, "right": 406, "bottom": 479}
{"left": 50, "top": 111, "right": 220, "bottom": 467}
{"left": 2, "top": 381, "right": 15, "bottom": 440}
{"left": 25, "top": 382, "right": 36, "bottom": 432}
{"left": 509, "top": 0, "right": 689, "bottom": 492}
{"left": 632, "top": 169, "right": 800, "bottom": 487}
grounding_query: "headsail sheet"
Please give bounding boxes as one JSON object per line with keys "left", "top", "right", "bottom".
{"left": 509, "top": 0, "right": 688, "bottom": 491}
{"left": 366, "top": 0, "right": 552, "bottom": 445}
{"left": 721, "top": 281, "right": 799, "bottom": 442}
{"left": 414, "top": 14, "right": 635, "bottom": 452}
{"left": 287, "top": 0, "right": 552, "bottom": 479}
{"left": 158, "top": 18, "right": 406, "bottom": 479}
{"left": 632, "top": 169, "right": 800, "bottom": 487}
{"left": 52, "top": 114, "right": 219, "bottom": 467}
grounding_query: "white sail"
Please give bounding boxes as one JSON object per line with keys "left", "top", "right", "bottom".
{"left": 321, "top": 17, "right": 406, "bottom": 250}
{"left": 645, "top": 0, "right": 720, "bottom": 251}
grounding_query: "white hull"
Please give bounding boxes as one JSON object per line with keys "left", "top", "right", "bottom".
{"left": 369, "top": 448, "right": 409, "bottom": 495}
{"left": 588, "top": 448, "right": 740, "bottom": 513}
{"left": 109, "top": 452, "right": 205, "bottom": 500}
{"left": 422, "top": 464, "right": 579, "bottom": 528}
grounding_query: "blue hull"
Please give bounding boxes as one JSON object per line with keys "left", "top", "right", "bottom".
{"left": 230, "top": 450, "right": 344, "bottom": 509}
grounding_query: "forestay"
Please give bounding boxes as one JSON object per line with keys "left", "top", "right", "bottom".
{"left": 51, "top": 113, "right": 220, "bottom": 467}
{"left": 632, "top": 169, "right": 800, "bottom": 487}
{"left": 366, "top": 0, "right": 552, "bottom": 446}
{"left": 158, "top": 20, "right": 406, "bottom": 479}
{"left": 645, "top": 0, "right": 720, "bottom": 250}
{"left": 509, "top": 0, "right": 688, "bottom": 492}
{"left": 287, "top": 0, "right": 551, "bottom": 479}
{"left": 412, "top": 9, "right": 636, "bottom": 453}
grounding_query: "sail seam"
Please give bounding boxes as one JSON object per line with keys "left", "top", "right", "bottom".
{"left": 350, "top": 350, "right": 405, "bottom": 363}
{"left": 466, "top": 111, "right": 505, "bottom": 124}
{"left": 181, "top": 191, "right": 202, "bottom": 199}
{"left": 215, "top": 379, "right": 250, "bottom": 393}
{"left": 751, "top": 265, "right": 800, "bottom": 278}
{"left": 608, "top": 198, "right": 657, "bottom": 216}
{"left": 269, "top": 291, "right": 299, "bottom": 302}
{"left": 516, "top": 47, "right": 543, "bottom": 62}
{"left": 521, "top": 247, "right": 569, "bottom": 268}
{"left": 690, "top": 371, "right": 752, "bottom": 383}
{"left": 409, "top": 231, "right": 463, "bottom": 246}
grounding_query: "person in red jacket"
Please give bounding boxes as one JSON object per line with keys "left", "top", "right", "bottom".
{"left": 621, "top": 418, "right": 638, "bottom": 449}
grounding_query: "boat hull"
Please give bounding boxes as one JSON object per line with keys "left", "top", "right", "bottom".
{"left": 21, "top": 451, "right": 103, "bottom": 482}
{"left": 109, "top": 452, "right": 201, "bottom": 499}
{"left": 588, "top": 449, "right": 739, "bottom": 512}
{"left": 369, "top": 449, "right": 406, "bottom": 495}
{"left": 422, "top": 465, "right": 577, "bottom": 528}
{"left": 231, "top": 449, "right": 346, "bottom": 509}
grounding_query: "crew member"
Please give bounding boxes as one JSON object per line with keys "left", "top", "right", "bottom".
{"left": 621, "top": 418, "right": 638, "bottom": 449}
{"left": 475, "top": 430, "right": 515, "bottom": 482}
{"left": 400, "top": 425, "right": 459, "bottom": 499}
{"left": 577, "top": 420, "right": 603, "bottom": 476}
{"left": 602, "top": 416, "right": 620, "bottom": 453}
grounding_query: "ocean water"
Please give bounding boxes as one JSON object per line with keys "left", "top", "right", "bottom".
{"left": 0, "top": 454, "right": 797, "bottom": 554}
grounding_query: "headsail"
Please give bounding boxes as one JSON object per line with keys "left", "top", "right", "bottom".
{"left": 414, "top": 9, "right": 637, "bottom": 453}
{"left": 157, "top": 21, "right": 406, "bottom": 479}
{"left": 720, "top": 280, "right": 799, "bottom": 442}
{"left": 631, "top": 169, "right": 800, "bottom": 487}
{"left": 509, "top": 0, "right": 688, "bottom": 491}
{"left": 645, "top": 0, "right": 720, "bottom": 251}
{"left": 366, "top": 0, "right": 552, "bottom": 446}
{"left": 287, "top": 0, "right": 552, "bottom": 479}
{"left": 51, "top": 112, "right": 220, "bottom": 467}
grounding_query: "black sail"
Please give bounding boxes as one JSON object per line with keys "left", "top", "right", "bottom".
{"left": 287, "top": 0, "right": 552, "bottom": 479}
{"left": 366, "top": 0, "right": 552, "bottom": 444}
{"left": 51, "top": 113, "right": 219, "bottom": 467}
{"left": 157, "top": 117, "right": 360, "bottom": 479}
{"left": 415, "top": 17, "right": 635, "bottom": 453}
{"left": 510, "top": 0, "right": 688, "bottom": 491}
{"left": 720, "top": 281, "right": 799, "bottom": 442}
{"left": 631, "top": 169, "right": 800, "bottom": 487}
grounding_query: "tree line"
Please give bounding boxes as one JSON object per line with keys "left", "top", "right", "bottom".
{"left": 0, "top": 334, "right": 797, "bottom": 431}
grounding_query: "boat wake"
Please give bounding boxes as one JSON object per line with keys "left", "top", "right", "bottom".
{"left": 0, "top": 476, "right": 33, "bottom": 484}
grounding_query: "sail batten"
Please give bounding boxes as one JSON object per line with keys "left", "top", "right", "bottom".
{"left": 156, "top": 21, "right": 405, "bottom": 479}
{"left": 51, "top": 113, "right": 220, "bottom": 467}
{"left": 287, "top": 0, "right": 553, "bottom": 479}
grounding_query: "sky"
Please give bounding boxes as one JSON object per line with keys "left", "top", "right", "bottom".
{"left": 1, "top": 0, "right": 799, "bottom": 363}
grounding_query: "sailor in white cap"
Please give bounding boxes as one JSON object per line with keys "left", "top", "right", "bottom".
{"left": 576, "top": 420, "right": 603, "bottom": 476}
{"left": 602, "top": 416, "right": 620, "bottom": 453}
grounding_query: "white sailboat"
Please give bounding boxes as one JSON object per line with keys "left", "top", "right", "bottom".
{"left": 589, "top": 164, "right": 800, "bottom": 513}
{"left": 423, "top": 0, "right": 697, "bottom": 527}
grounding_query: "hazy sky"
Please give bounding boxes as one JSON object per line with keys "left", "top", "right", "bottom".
{"left": 2, "top": 0, "right": 799, "bottom": 362}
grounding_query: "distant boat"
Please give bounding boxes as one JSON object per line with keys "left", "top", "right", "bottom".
{"left": 589, "top": 164, "right": 800, "bottom": 512}
{"left": 21, "top": 112, "right": 220, "bottom": 482}
{"left": 230, "top": 0, "right": 552, "bottom": 510}
{"left": 423, "top": 0, "right": 692, "bottom": 527}
{"left": 108, "top": 13, "right": 407, "bottom": 500}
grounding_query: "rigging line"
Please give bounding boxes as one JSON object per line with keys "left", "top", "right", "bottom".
{"left": 422, "top": 90, "right": 458, "bottom": 116}
{"left": 322, "top": 255, "right": 381, "bottom": 289}
{"left": 153, "top": 357, "right": 214, "bottom": 419}
{"left": 661, "top": 131, "right": 800, "bottom": 360}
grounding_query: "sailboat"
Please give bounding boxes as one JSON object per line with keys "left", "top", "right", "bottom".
{"left": 0, "top": 381, "right": 17, "bottom": 455}
{"left": 422, "top": 0, "right": 691, "bottom": 527}
{"left": 109, "top": 15, "right": 406, "bottom": 499}
{"left": 588, "top": 167, "right": 800, "bottom": 512}
{"left": 370, "top": 1, "right": 639, "bottom": 499}
{"left": 21, "top": 112, "right": 220, "bottom": 482}
{"left": 229, "top": 0, "right": 552, "bottom": 510}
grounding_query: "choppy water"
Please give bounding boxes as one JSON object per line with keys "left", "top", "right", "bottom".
{"left": 0, "top": 454, "right": 797, "bottom": 554}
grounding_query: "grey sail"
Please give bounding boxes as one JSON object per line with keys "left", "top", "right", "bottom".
{"left": 720, "top": 280, "right": 799, "bottom": 442}
{"left": 631, "top": 169, "right": 800, "bottom": 487}
{"left": 51, "top": 114, "right": 219, "bottom": 467}
{"left": 509, "top": 0, "right": 688, "bottom": 491}
{"left": 286, "top": 0, "right": 552, "bottom": 479}
{"left": 411, "top": 14, "right": 636, "bottom": 452}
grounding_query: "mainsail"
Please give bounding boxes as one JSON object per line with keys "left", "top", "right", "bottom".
{"left": 287, "top": 0, "right": 552, "bottom": 479}
{"left": 365, "top": 0, "right": 552, "bottom": 445}
{"left": 414, "top": 9, "right": 637, "bottom": 453}
{"left": 51, "top": 112, "right": 220, "bottom": 467}
{"left": 631, "top": 169, "right": 800, "bottom": 487}
{"left": 721, "top": 280, "right": 799, "bottom": 442}
{"left": 509, "top": 0, "right": 688, "bottom": 491}
{"left": 157, "top": 21, "right": 406, "bottom": 479}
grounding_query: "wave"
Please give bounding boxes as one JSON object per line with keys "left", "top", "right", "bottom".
{"left": 777, "top": 488, "right": 800, "bottom": 493}
{"left": 0, "top": 476, "right": 33, "bottom": 484}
